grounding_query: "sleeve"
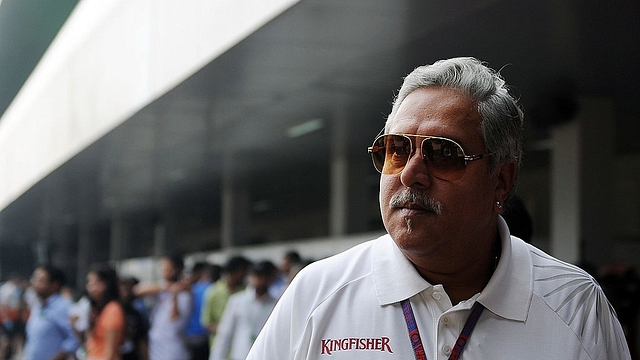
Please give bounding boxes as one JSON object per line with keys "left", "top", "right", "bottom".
{"left": 176, "top": 291, "right": 193, "bottom": 328}
{"left": 540, "top": 265, "right": 633, "bottom": 360}
{"left": 592, "top": 294, "right": 632, "bottom": 360}
{"left": 209, "top": 294, "right": 239, "bottom": 360}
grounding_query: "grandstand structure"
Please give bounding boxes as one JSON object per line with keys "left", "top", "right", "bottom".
{"left": 0, "top": 0, "right": 638, "bottom": 287}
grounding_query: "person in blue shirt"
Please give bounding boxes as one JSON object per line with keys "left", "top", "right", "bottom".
{"left": 24, "top": 264, "right": 80, "bottom": 360}
{"left": 185, "top": 261, "right": 217, "bottom": 360}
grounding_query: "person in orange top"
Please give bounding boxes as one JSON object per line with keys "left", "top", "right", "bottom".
{"left": 85, "top": 264, "right": 126, "bottom": 360}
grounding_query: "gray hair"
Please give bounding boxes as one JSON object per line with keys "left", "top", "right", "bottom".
{"left": 386, "top": 57, "right": 524, "bottom": 175}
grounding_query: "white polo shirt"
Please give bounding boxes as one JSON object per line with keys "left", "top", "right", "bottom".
{"left": 247, "top": 217, "right": 630, "bottom": 360}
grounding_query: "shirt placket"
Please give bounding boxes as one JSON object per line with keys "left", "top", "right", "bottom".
{"left": 417, "top": 285, "right": 470, "bottom": 360}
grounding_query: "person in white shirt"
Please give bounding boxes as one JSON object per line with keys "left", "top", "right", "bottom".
{"left": 246, "top": 57, "right": 631, "bottom": 359}
{"left": 210, "top": 261, "right": 277, "bottom": 360}
{"left": 137, "top": 254, "right": 192, "bottom": 360}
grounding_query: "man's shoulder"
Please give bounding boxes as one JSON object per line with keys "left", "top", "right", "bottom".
{"left": 225, "top": 287, "right": 264, "bottom": 311}
{"left": 204, "top": 280, "right": 225, "bottom": 296}
{"left": 40, "top": 296, "right": 72, "bottom": 323}
{"left": 224, "top": 289, "right": 244, "bottom": 307}
{"left": 300, "top": 237, "right": 380, "bottom": 278}
{"left": 47, "top": 294, "right": 72, "bottom": 310}
{"left": 192, "top": 281, "right": 210, "bottom": 294}
{"left": 525, "top": 245, "right": 630, "bottom": 358}
{"left": 528, "top": 245, "right": 598, "bottom": 293}
{"left": 0, "top": 282, "right": 16, "bottom": 300}
{"left": 284, "top": 236, "right": 383, "bottom": 302}
{"left": 527, "top": 245, "right": 610, "bottom": 322}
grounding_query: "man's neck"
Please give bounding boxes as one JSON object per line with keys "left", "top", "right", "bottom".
{"left": 39, "top": 292, "right": 57, "bottom": 305}
{"left": 226, "top": 279, "right": 242, "bottom": 292}
{"left": 254, "top": 287, "right": 268, "bottom": 300}
{"left": 437, "top": 270, "right": 493, "bottom": 305}
{"left": 411, "top": 238, "right": 500, "bottom": 305}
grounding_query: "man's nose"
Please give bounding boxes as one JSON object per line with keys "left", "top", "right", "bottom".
{"left": 399, "top": 149, "right": 433, "bottom": 188}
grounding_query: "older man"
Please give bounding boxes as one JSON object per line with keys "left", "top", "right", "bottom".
{"left": 246, "top": 57, "right": 630, "bottom": 359}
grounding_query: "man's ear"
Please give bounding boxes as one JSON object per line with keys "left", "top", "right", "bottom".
{"left": 494, "top": 161, "right": 518, "bottom": 205}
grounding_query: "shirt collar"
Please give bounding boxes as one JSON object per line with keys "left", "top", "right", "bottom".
{"left": 372, "top": 234, "right": 432, "bottom": 306}
{"left": 478, "top": 216, "right": 533, "bottom": 321}
{"left": 371, "top": 217, "right": 533, "bottom": 322}
{"left": 42, "top": 293, "right": 62, "bottom": 308}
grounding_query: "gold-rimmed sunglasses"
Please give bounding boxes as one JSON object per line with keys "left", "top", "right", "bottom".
{"left": 367, "top": 134, "right": 493, "bottom": 181}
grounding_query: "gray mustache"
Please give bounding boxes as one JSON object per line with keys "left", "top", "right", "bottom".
{"left": 389, "top": 190, "right": 443, "bottom": 215}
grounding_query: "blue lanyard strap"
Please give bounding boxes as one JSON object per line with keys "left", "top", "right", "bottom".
{"left": 401, "top": 299, "right": 485, "bottom": 360}
{"left": 401, "top": 299, "right": 427, "bottom": 360}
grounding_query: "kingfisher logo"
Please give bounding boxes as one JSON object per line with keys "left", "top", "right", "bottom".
{"left": 320, "top": 337, "right": 393, "bottom": 355}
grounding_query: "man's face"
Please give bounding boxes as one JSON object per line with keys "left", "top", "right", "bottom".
{"left": 31, "top": 268, "right": 56, "bottom": 300}
{"left": 280, "top": 258, "right": 291, "bottom": 274}
{"left": 249, "top": 273, "right": 272, "bottom": 294}
{"left": 380, "top": 87, "right": 501, "bottom": 263}
{"left": 161, "top": 258, "right": 179, "bottom": 282}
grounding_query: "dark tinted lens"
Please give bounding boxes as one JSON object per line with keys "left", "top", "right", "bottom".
{"left": 421, "top": 138, "right": 466, "bottom": 180}
{"left": 370, "top": 136, "right": 387, "bottom": 172}
{"left": 370, "top": 135, "right": 412, "bottom": 175}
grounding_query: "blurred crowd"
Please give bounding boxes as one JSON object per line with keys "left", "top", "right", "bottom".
{"left": 0, "top": 250, "right": 308, "bottom": 360}
{"left": 2, "top": 246, "right": 638, "bottom": 360}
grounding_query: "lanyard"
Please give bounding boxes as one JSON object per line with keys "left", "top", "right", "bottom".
{"left": 401, "top": 299, "right": 485, "bottom": 360}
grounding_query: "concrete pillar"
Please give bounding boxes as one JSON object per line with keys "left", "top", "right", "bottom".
{"left": 550, "top": 120, "right": 581, "bottom": 264}
{"left": 347, "top": 157, "right": 375, "bottom": 233}
{"left": 153, "top": 223, "right": 166, "bottom": 257}
{"left": 110, "top": 214, "right": 126, "bottom": 261}
{"left": 152, "top": 200, "right": 181, "bottom": 256}
{"left": 75, "top": 182, "right": 105, "bottom": 290}
{"left": 550, "top": 97, "right": 615, "bottom": 266}
{"left": 330, "top": 114, "right": 348, "bottom": 237}
{"left": 220, "top": 154, "right": 250, "bottom": 248}
{"left": 221, "top": 167, "right": 235, "bottom": 249}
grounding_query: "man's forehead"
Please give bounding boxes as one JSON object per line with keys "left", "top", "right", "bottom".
{"left": 388, "top": 115, "right": 481, "bottom": 140}
{"left": 389, "top": 88, "right": 481, "bottom": 136}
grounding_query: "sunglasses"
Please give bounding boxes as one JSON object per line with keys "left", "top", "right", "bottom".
{"left": 368, "top": 134, "right": 493, "bottom": 181}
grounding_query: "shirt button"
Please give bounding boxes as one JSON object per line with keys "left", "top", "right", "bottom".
{"left": 442, "top": 316, "right": 450, "bottom": 325}
{"left": 443, "top": 345, "right": 452, "bottom": 355}
{"left": 432, "top": 292, "right": 442, "bottom": 300}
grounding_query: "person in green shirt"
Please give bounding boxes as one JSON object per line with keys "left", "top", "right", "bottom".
{"left": 200, "top": 256, "right": 251, "bottom": 346}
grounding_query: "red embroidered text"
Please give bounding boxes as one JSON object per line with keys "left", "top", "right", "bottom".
{"left": 321, "top": 337, "right": 393, "bottom": 355}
